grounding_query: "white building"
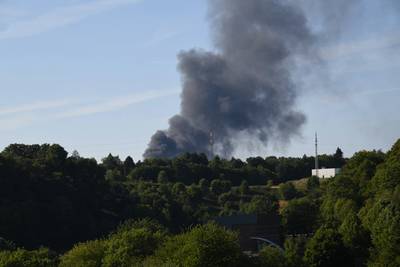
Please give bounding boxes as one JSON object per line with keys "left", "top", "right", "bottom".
{"left": 312, "top": 168, "right": 341, "bottom": 179}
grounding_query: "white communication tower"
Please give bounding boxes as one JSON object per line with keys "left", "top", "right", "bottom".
{"left": 315, "top": 132, "right": 319, "bottom": 177}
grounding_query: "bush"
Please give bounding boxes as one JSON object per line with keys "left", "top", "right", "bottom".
{"left": 239, "top": 180, "right": 250, "bottom": 195}
{"left": 279, "top": 182, "right": 298, "bottom": 200}
{"left": 258, "top": 246, "right": 286, "bottom": 267}
{"left": 103, "top": 227, "right": 166, "bottom": 267}
{"left": 304, "top": 227, "right": 352, "bottom": 267}
{"left": 59, "top": 240, "right": 106, "bottom": 267}
{"left": 284, "top": 236, "right": 307, "bottom": 267}
{"left": 240, "top": 195, "right": 278, "bottom": 215}
{"left": 210, "top": 179, "right": 231, "bottom": 195}
{"left": 0, "top": 248, "right": 57, "bottom": 267}
{"left": 306, "top": 176, "right": 320, "bottom": 191}
{"left": 60, "top": 219, "right": 167, "bottom": 267}
{"left": 282, "top": 197, "right": 319, "bottom": 235}
{"left": 152, "top": 223, "right": 244, "bottom": 267}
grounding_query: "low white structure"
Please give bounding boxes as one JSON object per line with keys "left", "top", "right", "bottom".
{"left": 312, "top": 168, "right": 341, "bottom": 179}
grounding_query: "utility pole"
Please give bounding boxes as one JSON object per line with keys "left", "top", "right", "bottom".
{"left": 315, "top": 132, "right": 319, "bottom": 177}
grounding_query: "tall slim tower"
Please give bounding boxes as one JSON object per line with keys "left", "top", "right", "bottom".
{"left": 315, "top": 132, "right": 319, "bottom": 177}
{"left": 209, "top": 131, "right": 214, "bottom": 159}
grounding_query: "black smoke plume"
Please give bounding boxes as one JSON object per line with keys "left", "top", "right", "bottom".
{"left": 144, "top": 0, "right": 315, "bottom": 158}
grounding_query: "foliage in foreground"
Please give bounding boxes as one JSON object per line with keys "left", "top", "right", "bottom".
{"left": 148, "top": 223, "right": 245, "bottom": 267}
{"left": 59, "top": 219, "right": 166, "bottom": 267}
{"left": 0, "top": 248, "right": 57, "bottom": 267}
{"left": 1, "top": 139, "right": 400, "bottom": 266}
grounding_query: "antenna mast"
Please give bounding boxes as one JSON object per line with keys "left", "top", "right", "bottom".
{"left": 209, "top": 131, "right": 214, "bottom": 159}
{"left": 315, "top": 132, "right": 319, "bottom": 177}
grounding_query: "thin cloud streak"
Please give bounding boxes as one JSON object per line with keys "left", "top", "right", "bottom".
{"left": 57, "top": 90, "right": 179, "bottom": 119}
{"left": 0, "top": 99, "right": 75, "bottom": 117}
{"left": 0, "top": 0, "right": 142, "bottom": 40}
{"left": 0, "top": 90, "right": 179, "bottom": 131}
{"left": 320, "top": 32, "right": 400, "bottom": 61}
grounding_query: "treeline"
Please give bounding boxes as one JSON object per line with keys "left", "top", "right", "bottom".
{"left": 2, "top": 143, "right": 338, "bottom": 250}
{"left": 119, "top": 149, "right": 345, "bottom": 185}
{"left": 3, "top": 140, "right": 399, "bottom": 266}
{"left": 0, "top": 221, "right": 294, "bottom": 267}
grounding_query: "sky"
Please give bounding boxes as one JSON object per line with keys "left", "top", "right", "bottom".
{"left": 0, "top": 0, "right": 399, "bottom": 161}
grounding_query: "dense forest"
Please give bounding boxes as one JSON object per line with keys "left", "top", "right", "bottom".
{"left": 0, "top": 139, "right": 399, "bottom": 266}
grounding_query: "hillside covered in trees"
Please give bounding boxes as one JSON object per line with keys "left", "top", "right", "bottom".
{"left": 0, "top": 139, "right": 399, "bottom": 266}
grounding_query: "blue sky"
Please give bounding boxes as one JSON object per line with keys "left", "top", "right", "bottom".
{"left": 0, "top": 0, "right": 399, "bottom": 161}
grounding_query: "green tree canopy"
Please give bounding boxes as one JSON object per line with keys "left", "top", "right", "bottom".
{"left": 282, "top": 197, "right": 318, "bottom": 235}
{"left": 279, "top": 182, "right": 298, "bottom": 200}
{"left": 0, "top": 248, "right": 57, "bottom": 267}
{"left": 304, "top": 227, "right": 352, "bottom": 267}
{"left": 59, "top": 240, "right": 106, "bottom": 267}
{"left": 240, "top": 195, "right": 278, "bottom": 215}
{"left": 258, "top": 246, "right": 286, "bottom": 267}
{"left": 151, "top": 223, "right": 244, "bottom": 267}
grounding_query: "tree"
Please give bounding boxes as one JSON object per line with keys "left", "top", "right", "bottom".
{"left": 239, "top": 180, "right": 250, "bottom": 195}
{"left": 157, "top": 170, "right": 168, "bottom": 183}
{"left": 199, "top": 178, "right": 209, "bottom": 194}
{"left": 326, "top": 175, "right": 358, "bottom": 201}
{"left": 0, "top": 248, "right": 57, "bottom": 267}
{"left": 218, "top": 192, "right": 235, "bottom": 205}
{"left": 2, "top": 144, "right": 68, "bottom": 167}
{"left": 320, "top": 197, "right": 358, "bottom": 224}
{"left": 307, "top": 176, "right": 320, "bottom": 192}
{"left": 105, "top": 169, "right": 124, "bottom": 182}
{"left": 152, "top": 223, "right": 244, "bottom": 267}
{"left": 304, "top": 227, "right": 352, "bottom": 267}
{"left": 279, "top": 182, "right": 298, "bottom": 200}
{"left": 103, "top": 226, "right": 166, "bottom": 267}
{"left": 258, "top": 246, "right": 286, "bottom": 267}
{"left": 187, "top": 184, "right": 202, "bottom": 202}
{"left": 44, "top": 144, "right": 69, "bottom": 168}
{"left": 172, "top": 182, "right": 186, "bottom": 195}
{"left": 361, "top": 192, "right": 400, "bottom": 267}
{"left": 230, "top": 158, "right": 245, "bottom": 169}
{"left": 60, "top": 219, "right": 167, "bottom": 267}
{"left": 246, "top": 157, "right": 265, "bottom": 168}
{"left": 59, "top": 240, "right": 106, "bottom": 267}
{"left": 210, "top": 179, "right": 224, "bottom": 195}
{"left": 284, "top": 236, "right": 307, "bottom": 267}
{"left": 221, "top": 180, "right": 232, "bottom": 193}
{"left": 102, "top": 154, "right": 122, "bottom": 170}
{"left": 266, "top": 180, "right": 273, "bottom": 189}
{"left": 71, "top": 150, "right": 81, "bottom": 159}
{"left": 123, "top": 156, "right": 135, "bottom": 176}
{"left": 333, "top": 147, "right": 345, "bottom": 167}
{"left": 2, "top": 138, "right": 400, "bottom": 263}
{"left": 340, "top": 150, "right": 384, "bottom": 197}
{"left": 282, "top": 197, "right": 318, "bottom": 235}
{"left": 369, "top": 140, "right": 400, "bottom": 194}
{"left": 241, "top": 195, "right": 278, "bottom": 215}
{"left": 338, "top": 213, "right": 370, "bottom": 259}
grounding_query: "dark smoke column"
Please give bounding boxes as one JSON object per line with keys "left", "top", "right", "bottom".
{"left": 144, "top": 0, "right": 314, "bottom": 159}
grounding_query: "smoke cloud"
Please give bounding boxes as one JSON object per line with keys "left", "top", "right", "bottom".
{"left": 144, "top": 0, "right": 316, "bottom": 158}
{"left": 144, "top": 0, "right": 400, "bottom": 159}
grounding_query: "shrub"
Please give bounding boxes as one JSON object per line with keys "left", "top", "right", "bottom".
{"left": 59, "top": 240, "right": 106, "bottom": 267}
{"left": 0, "top": 248, "right": 57, "bottom": 267}
{"left": 258, "top": 246, "right": 286, "bottom": 267}
{"left": 152, "top": 223, "right": 244, "bottom": 267}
